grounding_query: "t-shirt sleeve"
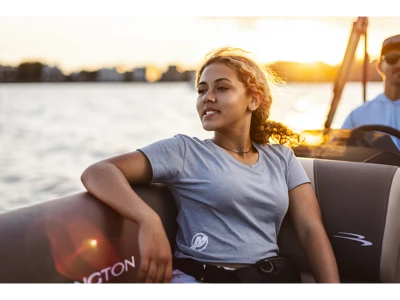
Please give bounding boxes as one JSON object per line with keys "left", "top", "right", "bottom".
{"left": 138, "top": 135, "right": 186, "bottom": 183}
{"left": 286, "top": 148, "right": 311, "bottom": 191}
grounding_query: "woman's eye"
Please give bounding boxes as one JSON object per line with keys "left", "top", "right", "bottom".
{"left": 217, "top": 86, "right": 228, "bottom": 91}
{"left": 197, "top": 88, "right": 205, "bottom": 94}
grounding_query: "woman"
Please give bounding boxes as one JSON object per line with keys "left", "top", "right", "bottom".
{"left": 81, "top": 47, "right": 340, "bottom": 283}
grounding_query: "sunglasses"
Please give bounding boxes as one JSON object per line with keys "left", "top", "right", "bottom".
{"left": 382, "top": 54, "right": 400, "bottom": 65}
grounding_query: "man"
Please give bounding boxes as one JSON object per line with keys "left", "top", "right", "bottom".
{"left": 341, "top": 34, "right": 400, "bottom": 149}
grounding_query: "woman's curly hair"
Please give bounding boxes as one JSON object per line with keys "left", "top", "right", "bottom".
{"left": 195, "top": 47, "right": 302, "bottom": 148}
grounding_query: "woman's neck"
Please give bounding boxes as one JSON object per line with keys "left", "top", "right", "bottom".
{"left": 212, "top": 133, "right": 253, "bottom": 154}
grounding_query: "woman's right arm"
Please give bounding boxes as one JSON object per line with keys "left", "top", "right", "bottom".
{"left": 81, "top": 150, "right": 172, "bottom": 283}
{"left": 81, "top": 151, "right": 154, "bottom": 222}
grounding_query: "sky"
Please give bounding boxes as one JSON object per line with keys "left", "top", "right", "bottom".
{"left": 1, "top": 1, "right": 399, "bottom": 74}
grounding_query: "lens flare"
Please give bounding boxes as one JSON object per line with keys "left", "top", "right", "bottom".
{"left": 90, "top": 239, "right": 98, "bottom": 247}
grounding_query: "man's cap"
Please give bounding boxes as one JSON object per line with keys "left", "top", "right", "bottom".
{"left": 381, "top": 34, "right": 400, "bottom": 56}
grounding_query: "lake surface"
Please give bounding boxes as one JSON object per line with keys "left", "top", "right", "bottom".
{"left": 0, "top": 82, "right": 384, "bottom": 212}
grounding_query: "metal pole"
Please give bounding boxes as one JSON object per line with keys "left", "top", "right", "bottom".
{"left": 324, "top": 17, "right": 368, "bottom": 129}
{"left": 363, "top": 29, "right": 369, "bottom": 102}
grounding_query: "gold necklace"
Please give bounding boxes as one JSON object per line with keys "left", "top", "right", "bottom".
{"left": 211, "top": 138, "right": 252, "bottom": 154}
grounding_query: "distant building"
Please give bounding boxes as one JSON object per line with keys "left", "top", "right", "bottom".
{"left": 160, "top": 65, "right": 185, "bottom": 82}
{"left": 41, "top": 65, "right": 64, "bottom": 82}
{"left": 0, "top": 66, "right": 17, "bottom": 82}
{"left": 97, "top": 67, "right": 125, "bottom": 82}
{"left": 132, "top": 67, "right": 146, "bottom": 82}
{"left": 183, "top": 70, "right": 196, "bottom": 82}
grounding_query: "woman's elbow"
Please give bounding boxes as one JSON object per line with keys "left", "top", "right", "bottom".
{"left": 81, "top": 166, "right": 91, "bottom": 187}
{"left": 81, "top": 162, "right": 109, "bottom": 188}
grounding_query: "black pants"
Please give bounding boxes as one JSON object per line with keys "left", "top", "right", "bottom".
{"left": 173, "top": 256, "right": 301, "bottom": 283}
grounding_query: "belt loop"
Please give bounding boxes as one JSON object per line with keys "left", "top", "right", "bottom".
{"left": 200, "top": 264, "right": 206, "bottom": 282}
{"left": 259, "top": 261, "right": 274, "bottom": 273}
{"left": 255, "top": 257, "right": 275, "bottom": 273}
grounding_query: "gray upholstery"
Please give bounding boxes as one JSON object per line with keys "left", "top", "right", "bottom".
{"left": 0, "top": 158, "right": 399, "bottom": 283}
{"left": 282, "top": 158, "right": 400, "bottom": 283}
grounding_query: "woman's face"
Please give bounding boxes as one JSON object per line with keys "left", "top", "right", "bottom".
{"left": 196, "top": 63, "right": 253, "bottom": 132}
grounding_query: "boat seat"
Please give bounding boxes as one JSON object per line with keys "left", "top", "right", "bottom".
{"left": 279, "top": 158, "right": 400, "bottom": 283}
{"left": 0, "top": 158, "right": 399, "bottom": 283}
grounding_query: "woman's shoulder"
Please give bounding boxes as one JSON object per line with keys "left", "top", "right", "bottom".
{"left": 257, "top": 142, "right": 293, "bottom": 153}
{"left": 173, "top": 133, "right": 197, "bottom": 140}
{"left": 256, "top": 143, "right": 294, "bottom": 160}
{"left": 172, "top": 134, "right": 206, "bottom": 144}
{"left": 149, "top": 134, "right": 199, "bottom": 145}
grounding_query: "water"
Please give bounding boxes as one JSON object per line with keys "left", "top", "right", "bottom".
{"left": 0, "top": 82, "right": 384, "bottom": 213}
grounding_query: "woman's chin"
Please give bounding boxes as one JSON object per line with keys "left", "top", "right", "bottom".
{"left": 201, "top": 123, "right": 217, "bottom": 131}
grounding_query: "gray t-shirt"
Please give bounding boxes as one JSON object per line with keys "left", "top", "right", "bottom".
{"left": 139, "top": 134, "right": 310, "bottom": 264}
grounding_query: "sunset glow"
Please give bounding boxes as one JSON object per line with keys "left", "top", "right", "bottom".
{"left": 0, "top": 16, "right": 399, "bottom": 74}
{"left": 238, "top": 19, "right": 350, "bottom": 65}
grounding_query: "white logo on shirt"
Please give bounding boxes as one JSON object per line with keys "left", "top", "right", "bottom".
{"left": 190, "top": 233, "right": 208, "bottom": 251}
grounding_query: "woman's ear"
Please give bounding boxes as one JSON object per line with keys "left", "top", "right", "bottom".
{"left": 248, "top": 92, "right": 262, "bottom": 111}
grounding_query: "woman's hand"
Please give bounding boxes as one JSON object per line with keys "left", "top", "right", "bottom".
{"left": 136, "top": 215, "right": 173, "bottom": 283}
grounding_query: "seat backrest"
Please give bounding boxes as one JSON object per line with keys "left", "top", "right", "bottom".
{"left": 0, "top": 158, "right": 399, "bottom": 283}
{"left": 280, "top": 158, "right": 400, "bottom": 283}
{"left": 0, "top": 183, "right": 177, "bottom": 283}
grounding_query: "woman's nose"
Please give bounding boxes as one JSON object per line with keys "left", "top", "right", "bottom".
{"left": 202, "top": 90, "right": 216, "bottom": 103}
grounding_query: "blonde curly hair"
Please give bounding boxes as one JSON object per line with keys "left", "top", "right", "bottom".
{"left": 196, "top": 47, "right": 302, "bottom": 148}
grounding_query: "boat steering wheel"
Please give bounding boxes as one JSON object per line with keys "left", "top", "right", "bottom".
{"left": 352, "top": 125, "right": 400, "bottom": 140}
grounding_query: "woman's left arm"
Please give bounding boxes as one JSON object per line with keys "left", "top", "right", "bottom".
{"left": 288, "top": 182, "right": 340, "bottom": 283}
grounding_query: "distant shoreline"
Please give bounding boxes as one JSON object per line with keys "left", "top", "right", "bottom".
{"left": 0, "top": 59, "right": 383, "bottom": 84}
